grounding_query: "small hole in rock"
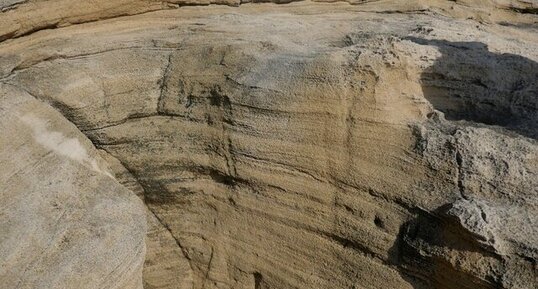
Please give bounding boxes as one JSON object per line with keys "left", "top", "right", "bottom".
{"left": 374, "top": 216, "right": 384, "bottom": 228}
{"left": 228, "top": 197, "right": 237, "bottom": 206}
{"left": 253, "top": 272, "right": 263, "bottom": 289}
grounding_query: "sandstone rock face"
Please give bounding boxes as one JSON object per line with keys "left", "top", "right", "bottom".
{"left": 0, "top": 1, "right": 536, "bottom": 289}
{"left": 0, "top": 84, "right": 147, "bottom": 289}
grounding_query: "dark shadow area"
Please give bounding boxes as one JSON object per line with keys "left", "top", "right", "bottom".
{"left": 387, "top": 38, "right": 538, "bottom": 288}
{"left": 388, "top": 205, "right": 503, "bottom": 289}
{"left": 253, "top": 272, "right": 264, "bottom": 289}
{"left": 406, "top": 37, "right": 538, "bottom": 139}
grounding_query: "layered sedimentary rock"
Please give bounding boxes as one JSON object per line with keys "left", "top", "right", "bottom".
{"left": 0, "top": 1, "right": 536, "bottom": 289}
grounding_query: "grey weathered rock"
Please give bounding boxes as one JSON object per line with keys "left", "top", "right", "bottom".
{"left": 0, "top": 83, "right": 147, "bottom": 289}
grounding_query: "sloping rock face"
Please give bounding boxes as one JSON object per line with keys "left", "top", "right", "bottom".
{"left": 0, "top": 1, "right": 537, "bottom": 289}
{"left": 0, "top": 84, "right": 147, "bottom": 289}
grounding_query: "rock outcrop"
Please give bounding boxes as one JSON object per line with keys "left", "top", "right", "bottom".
{"left": 0, "top": 83, "right": 147, "bottom": 289}
{"left": 0, "top": 1, "right": 536, "bottom": 289}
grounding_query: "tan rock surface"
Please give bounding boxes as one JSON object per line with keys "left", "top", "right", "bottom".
{"left": 0, "top": 1, "right": 536, "bottom": 289}
{"left": 0, "top": 83, "right": 147, "bottom": 289}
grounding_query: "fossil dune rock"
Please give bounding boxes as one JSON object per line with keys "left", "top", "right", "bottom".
{"left": 0, "top": 1, "right": 536, "bottom": 289}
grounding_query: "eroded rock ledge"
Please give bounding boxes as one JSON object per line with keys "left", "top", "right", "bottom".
{"left": 0, "top": 1, "right": 536, "bottom": 289}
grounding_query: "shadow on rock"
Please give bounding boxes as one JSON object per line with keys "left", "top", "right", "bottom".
{"left": 406, "top": 37, "right": 538, "bottom": 139}
{"left": 388, "top": 204, "right": 504, "bottom": 289}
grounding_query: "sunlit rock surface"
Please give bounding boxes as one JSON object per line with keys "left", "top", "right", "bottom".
{"left": 0, "top": 1, "right": 536, "bottom": 289}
